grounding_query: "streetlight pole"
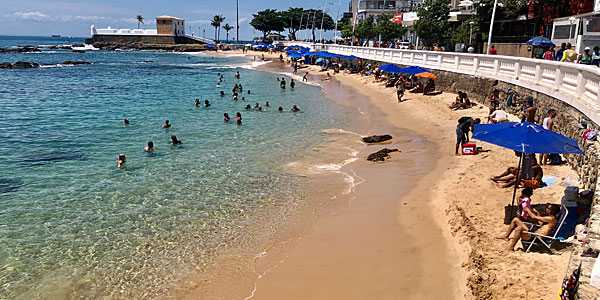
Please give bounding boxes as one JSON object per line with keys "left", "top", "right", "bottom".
{"left": 236, "top": 0, "right": 240, "bottom": 44}
{"left": 486, "top": 0, "right": 498, "bottom": 54}
{"left": 469, "top": 21, "right": 474, "bottom": 46}
{"left": 320, "top": 1, "right": 328, "bottom": 42}
{"left": 334, "top": 0, "right": 342, "bottom": 44}
{"left": 299, "top": 13, "right": 304, "bottom": 41}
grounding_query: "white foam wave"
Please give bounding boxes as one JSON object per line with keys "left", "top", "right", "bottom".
{"left": 322, "top": 128, "right": 363, "bottom": 137}
{"left": 72, "top": 44, "right": 98, "bottom": 51}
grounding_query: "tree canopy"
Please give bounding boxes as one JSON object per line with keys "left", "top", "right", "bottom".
{"left": 414, "top": 0, "right": 450, "bottom": 46}
{"left": 280, "top": 7, "right": 305, "bottom": 40}
{"left": 376, "top": 14, "right": 407, "bottom": 42}
{"left": 250, "top": 9, "right": 285, "bottom": 39}
{"left": 355, "top": 15, "right": 377, "bottom": 40}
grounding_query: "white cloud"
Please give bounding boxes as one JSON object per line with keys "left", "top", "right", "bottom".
{"left": 13, "top": 11, "right": 50, "bottom": 21}
{"left": 239, "top": 17, "right": 248, "bottom": 23}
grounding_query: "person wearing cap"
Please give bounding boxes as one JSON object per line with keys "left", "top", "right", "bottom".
{"left": 578, "top": 47, "right": 592, "bottom": 64}
{"left": 561, "top": 43, "right": 578, "bottom": 62}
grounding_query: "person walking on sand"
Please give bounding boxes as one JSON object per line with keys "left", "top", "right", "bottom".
{"left": 303, "top": 72, "right": 309, "bottom": 82}
{"left": 539, "top": 109, "right": 557, "bottom": 165}
{"left": 395, "top": 77, "right": 405, "bottom": 102}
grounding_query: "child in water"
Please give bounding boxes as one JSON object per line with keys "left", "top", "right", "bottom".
{"left": 117, "top": 154, "right": 126, "bottom": 167}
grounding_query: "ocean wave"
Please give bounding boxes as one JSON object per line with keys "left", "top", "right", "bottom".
{"left": 321, "top": 128, "right": 364, "bottom": 137}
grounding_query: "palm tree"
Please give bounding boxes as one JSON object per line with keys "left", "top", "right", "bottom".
{"left": 136, "top": 15, "right": 144, "bottom": 29}
{"left": 222, "top": 24, "right": 233, "bottom": 43}
{"left": 211, "top": 15, "right": 225, "bottom": 42}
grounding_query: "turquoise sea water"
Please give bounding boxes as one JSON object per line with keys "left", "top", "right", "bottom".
{"left": 0, "top": 37, "right": 361, "bottom": 299}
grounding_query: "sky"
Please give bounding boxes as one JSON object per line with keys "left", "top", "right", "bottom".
{"left": 0, "top": 0, "right": 350, "bottom": 40}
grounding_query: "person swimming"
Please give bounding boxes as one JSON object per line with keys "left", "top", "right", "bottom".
{"left": 258, "top": 107, "right": 263, "bottom": 111}
{"left": 117, "top": 154, "right": 126, "bottom": 167}
{"left": 124, "top": 118, "right": 130, "bottom": 125}
{"left": 277, "top": 78, "right": 280, "bottom": 81}
{"left": 290, "top": 105, "right": 300, "bottom": 112}
{"left": 236, "top": 112, "right": 242, "bottom": 124}
{"left": 169, "top": 135, "right": 182, "bottom": 144}
{"left": 216, "top": 83, "right": 221, "bottom": 88}
{"left": 241, "top": 96, "right": 245, "bottom": 101}
{"left": 290, "top": 79, "right": 295, "bottom": 89}
{"left": 144, "top": 141, "right": 153, "bottom": 152}
{"left": 265, "top": 101, "right": 270, "bottom": 107}
{"left": 162, "top": 120, "right": 171, "bottom": 128}
{"left": 220, "top": 91, "right": 225, "bottom": 96}
{"left": 223, "top": 113, "right": 230, "bottom": 121}
{"left": 245, "top": 104, "right": 252, "bottom": 110}
{"left": 205, "top": 100, "right": 210, "bottom": 107}
{"left": 254, "top": 103, "right": 259, "bottom": 109}
{"left": 278, "top": 106, "right": 284, "bottom": 112}
{"left": 247, "top": 90, "right": 251, "bottom": 94}
{"left": 194, "top": 99, "right": 200, "bottom": 107}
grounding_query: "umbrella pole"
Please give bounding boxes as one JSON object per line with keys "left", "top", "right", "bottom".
{"left": 510, "top": 152, "right": 524, "bottom": 219}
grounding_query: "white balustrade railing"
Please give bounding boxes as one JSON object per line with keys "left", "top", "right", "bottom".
{"left": 284, "top": 41, "right": 600, "bottom": 126}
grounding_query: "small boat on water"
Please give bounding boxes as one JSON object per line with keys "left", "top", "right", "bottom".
{"left": 51, "top": 34, "right": 61, "bottom": 37}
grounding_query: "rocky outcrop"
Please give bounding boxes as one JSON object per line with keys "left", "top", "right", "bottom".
{"left": 60, "top": 61, "right": 91, "bottom": 65}
{"left": 362, "top": 134, "right": 392, "bottom": 143}
{"left": 41, "top": 45, "right": 72, "bottom": 50}
{"left": 0, "top": 47, "right": 41, "bottom": 53}
{"left": 0, "top": 61, "right": 40, "bottom": 69}
{"left": 367, "top": 148, "right": 399, "bottom": 162}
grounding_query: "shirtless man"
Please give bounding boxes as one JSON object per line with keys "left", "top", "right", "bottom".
{"left": 488, "top": 89, "right": 500, "bottom": 122}
{"left": 395, "top": 78, "right": 405, "bottom": 102}
{"left": 491, "top": 157, "right": 543, "bottom": 188}
{"left": 497, "top": 203, "right": 560, "bottom": 251}
{"left": 302, "top": 72, "right": 309, "bottom": 82}
{"left": 524, "top": 97, "right": 537, "bottom": 123}
{"left": 162, "top": 120, "right": 171, "bottom": 128}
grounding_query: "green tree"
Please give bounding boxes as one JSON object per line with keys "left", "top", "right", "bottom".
{"left": 376, "top": 13, "right": 407, "bottom": 42}
{"left": 303, "top": 9, "right": 334, "bottom": 41}
{"left": 280, "top": 7, "right": 306, "bottom": 40}
{"left": 211, "top": 15, "right": 225, "bottom": 41}
{"left": 451, "top": 18, "right": 480, "bottom": 46}
{"left": 414, "top": 0, "right": 451, "bottom": 46}
{"left": 250, "top": 9, "right": 285, "bottom": 39}
{"left": 223, "top": 23, "right": 234, "bottom": 43}
{"left": 340, "top": 23, "right": 354, "bottom": 39}
{"left": 136, "top": 15, "right": 144, "bottom": 29}
{"left": 355, "top": 15, "right": 377, "bottom": 40}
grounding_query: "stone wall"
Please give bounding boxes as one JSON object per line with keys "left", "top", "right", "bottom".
{"left": 482, "top": 42, "right": 533, "bottom": 58}
{"left": 90, "top": 35, "right": 201, "bottom": 45}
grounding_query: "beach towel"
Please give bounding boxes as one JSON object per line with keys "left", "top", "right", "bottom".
{"left": 540, "top": 175, "right": 558, "bottom": 189}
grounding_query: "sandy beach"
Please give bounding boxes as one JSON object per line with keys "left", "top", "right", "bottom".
{"left": 182, "top": 50, "right": 577, "bottom": 299}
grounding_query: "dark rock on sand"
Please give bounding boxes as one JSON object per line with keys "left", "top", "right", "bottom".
{"left": 367, "top": 148, "right": 399, "bottom": 162}
{"left": 0, "top": 46, "right": 41, "bottom": 53}
{"left": 362, "top": 134, "right": 392, "bottom": 143}
{"left": 0, "top": 61, "right": 40, "bottom": 69}
{"left": 60, "top": 61, "right": 91, "bottom": 65}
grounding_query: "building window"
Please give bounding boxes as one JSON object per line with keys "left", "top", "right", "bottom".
{"left": 162, "top": 20, "right": 166, "bottom": 24}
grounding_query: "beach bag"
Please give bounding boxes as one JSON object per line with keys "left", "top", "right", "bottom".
{"left": 549, "top": 154, "right": 562, "bottom": 165}
{"left": 559, "top": 265, "right": 580, "bottom": 300}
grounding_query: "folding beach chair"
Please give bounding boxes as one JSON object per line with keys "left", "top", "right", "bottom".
{"left": 522, "top": 205, "right": 575, "bottom": 254}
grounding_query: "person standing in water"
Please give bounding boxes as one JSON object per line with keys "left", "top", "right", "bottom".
{"left": 290, "top": 79, "right": 296, "bottom": 89}
{"left": 280, "top": 78, "right": 286, "bottom": 89}
{"left": 169, "top": 135, "right": 182, "bottom": 145}
{"left": 144, "top": 141, "right": 153, "bottom": 152}
{"left": 124, "top": 118, "right": 130, "bottom": 125}
{"left": 291, "top": 105, "right": 300, "bottom": 112}
{"left": 205, "top": 100, "right": 211, "bottom": 107}
{"left": 162, "top": 120, "right": 171, "bottom": 128}
{"left": 235, "top": 71, "right": 240, "bottom": 79}
{"left": 223, "top": 113, "right": 230, "bottom": 122}
{"left": 117, "top": 154, "right": 126, "bottom": 167}
{"left": 236, "top": 112, "right": 242, "bottom": 124}
{"left": 195, "top": 99, "right": 200, "bottom": 107}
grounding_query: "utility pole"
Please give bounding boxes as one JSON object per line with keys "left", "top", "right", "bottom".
{"left": 486, "top": 0, "right": 498, "bottom": 54}
{"left": 236, "top": 0, "right": 240, "bottom": 44}
{"left": 312, "top": 10, "right": 317, "bottom": 42}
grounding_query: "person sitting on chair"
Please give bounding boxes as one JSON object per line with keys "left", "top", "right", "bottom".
{"left": 496, "top": 203, "right": 560, "bottom": 251}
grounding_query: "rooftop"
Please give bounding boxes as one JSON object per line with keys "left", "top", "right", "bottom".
{"left": 156, "top": 15, "right": 184, "bottom": 21}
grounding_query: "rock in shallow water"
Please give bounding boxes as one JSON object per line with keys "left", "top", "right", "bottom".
{"left": 367, "top": 148, "right": 399, "bottom": 162}
{"left": 0, "top": 61, "right": 40, "bottom": 69}
{"left": 362, "top": 134, "right": 392, "bottom": 143}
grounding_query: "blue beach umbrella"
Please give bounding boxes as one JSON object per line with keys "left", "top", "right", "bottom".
{"left": 472, "top": 121, "right": 583, "bottom": 211}
{"left": 316, "top": 58, "right": 323, "bottom": 63}
{"left": 340, "top": 55, "right": 360, "bottom": 60}
{"left": 525, "top": 36, "right": 555, "bottom": 48}
{"left": 472, "top": 121, "right": 583, "bottom": 154}
{"left": 206, "top": 44, "right": 216, "bottom": 47}
{"left": 397, "top": 65, "right": 431, "bottom": 75}
{"left": 378, "top": 64, "right": 404, "bottom": 73}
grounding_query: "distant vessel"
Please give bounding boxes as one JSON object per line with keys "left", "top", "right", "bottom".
{"left": 51, "top": 35, "right": 61, "bottom": 37}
